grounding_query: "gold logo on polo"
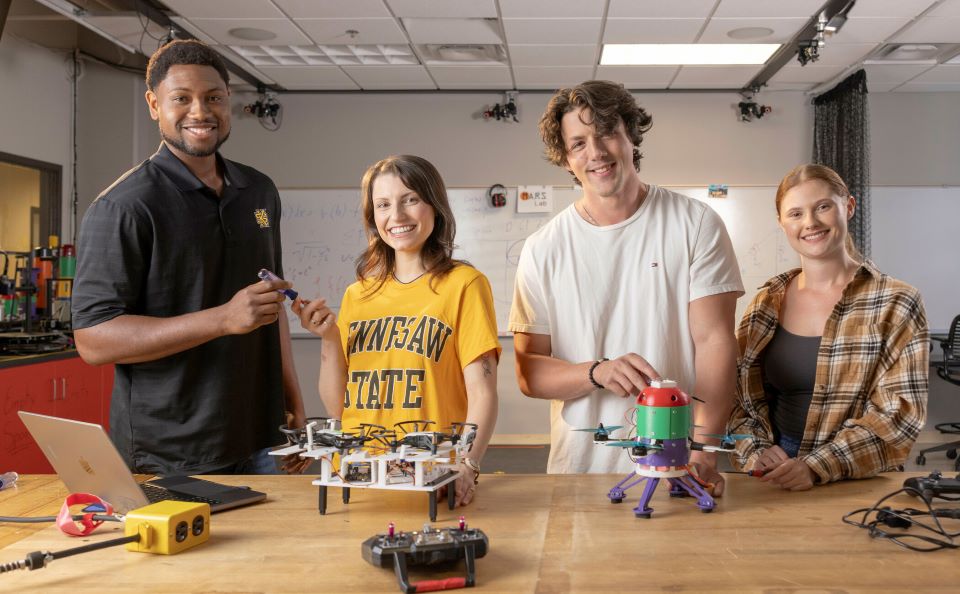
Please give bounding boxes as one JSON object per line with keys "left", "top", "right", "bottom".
{"left": 254, "top": 209, "right": 270, "bottom": 228}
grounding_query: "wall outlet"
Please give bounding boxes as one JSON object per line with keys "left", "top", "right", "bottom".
{"left": 124, "top": 501, "right": 210, "bottom": 555}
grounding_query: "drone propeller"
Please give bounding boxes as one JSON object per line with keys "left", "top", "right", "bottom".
{"left": 603, "top": 440, "right": 663, "bottom": 450}
{"left": 394, "top": 420, "right": 435, "bottom": 435}
{"left": 699, "top": 433, "right": 752, "bottom": 441}
{"left": 573, "top": 424, "right": 624, "bottom": 433}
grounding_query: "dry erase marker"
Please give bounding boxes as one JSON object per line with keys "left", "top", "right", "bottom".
{"left": 258, "top": 268, "right": 298, "bottom": 300}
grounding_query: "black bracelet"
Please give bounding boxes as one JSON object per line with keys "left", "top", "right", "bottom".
{"left": 588, "top": 358, "right": 608, "bottom": 390}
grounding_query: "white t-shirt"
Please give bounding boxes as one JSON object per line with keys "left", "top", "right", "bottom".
{"left": 509, "top": 185, "right": 744, "bottom": 473}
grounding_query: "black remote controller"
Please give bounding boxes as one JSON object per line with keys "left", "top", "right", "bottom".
{"left": 362, "top": 521, "right": 488, "bottom": 593}
{"left": 903, "top": 471, "right": 960, "bottom": 499}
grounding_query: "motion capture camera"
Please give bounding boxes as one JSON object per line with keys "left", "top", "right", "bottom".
{"left": 797, "top": 39, "right": 822, "bottom": 66}
{"left": 737, "top": 100, "right": 772, "bottom": 122}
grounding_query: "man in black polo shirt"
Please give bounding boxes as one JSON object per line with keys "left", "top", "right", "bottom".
{"left": 72, "top": 40, "right": 306, "bottom": 475}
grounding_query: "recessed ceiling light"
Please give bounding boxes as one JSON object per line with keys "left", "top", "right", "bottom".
{"left": 601, "top": 44, "right": 779, "bottom": 66}
{"left": 229, "top": 27, "right": 277, "bottom": 42}
{"left": 727, "top": 27, "right": 774, "bottom": 40}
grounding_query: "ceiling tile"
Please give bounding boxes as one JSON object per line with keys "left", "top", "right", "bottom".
{"left": 763, "top": 82, "right": 816, "bottom": 91}
{"left": 170, "top": 16, "right": 219, "bottom": 44}
{"left": 256, "top": 65, "right": 360, "bottom": 89}
{"left": 849, "top": 0, "right": 938, "bottom": 18}
{"left": 508, "top": 44, "right": 597, "bottom": 66}
{"left": 298, "top": 18, "right": 409, "bottom": 45}
{"left": 403, "top": 18, "right": 503, "bottom": 44}
{"left": 503, "top": 18, "right": 602, "bottom": 45}
{"left": 161, "top": 0, "right": 283, "bottom": 19}
{"left": 428, "top": 65, "right": 512, "bottom": 88}
{"left": 671, "top": 65, "right": 761, "bottom": 87}
{"left": 699, "top": 17, "right": 805, "bottom": 43}
{"left": 499, "top": 0, "right": 605, "bottom": 18}
{"left": 273, "top": 0, "right": 391, "bottom": 18}
{"left": 863, "top": 63, "right": 934, "bottom": 84}
{"left": 512, "top": 66, "right": 596, "bottom": 90}
{"left": 603, "top": 19, "right": 704, "bottom": 44}
{"left": 386, "top": 0, "right": 497, "bottom": 18}
{"left": 179, "top": 19, "right": 312, "bottom": 46}
{"left": 894, "top": 81, "right": 960, "bottom": 91}
{"left": 82, "top": 14, "right": 168, "bottom": 54}
{"left": 340, "top": 65, "right": 436, "bottom": 89}
{"left": 834, "top": 17, "right": 913, "bottom": 43}
{"left": 211, "top": 44, "right": 277, "bottom": 84}
{"left": 594, "top": 65, "right": 677, "bottom": 88}
{"left": 713, "top": 0, "right": 825, "bottom": 19}
{"left": 909, "top": 63, "right": 960, "bottom": 82}
{"left": 924, "top": 0, "right": 960, "bottom": 17}
{"left": 893, "top": 17, "right": 960, "bottom": 43}
{"left": 770, "top": 64, "right": 847, "bottom": 84}
{"left": 866, "top": 81, "right": 901, "bottom": 92}
{"left": 608, "top": 0, "right": 717, "bottom": 19}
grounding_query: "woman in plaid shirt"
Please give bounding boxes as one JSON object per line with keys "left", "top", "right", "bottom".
{"left": 730, "top": 164, "right": 928, "bottom": 490}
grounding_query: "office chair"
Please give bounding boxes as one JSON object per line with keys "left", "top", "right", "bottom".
{"left": 916, "top": 315, "right": 960, "bottom": 470}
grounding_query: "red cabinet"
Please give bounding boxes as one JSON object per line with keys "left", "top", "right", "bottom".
{"left": 0, "top": 354, "right": 113, "bottom": 473}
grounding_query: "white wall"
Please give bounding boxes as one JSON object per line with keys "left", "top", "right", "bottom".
{"left": 0, "top": 34, "right": 72, "bottom": 237}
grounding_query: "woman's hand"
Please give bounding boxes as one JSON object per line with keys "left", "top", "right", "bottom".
{"left": 453, "top": 462, "right": 478, "bottom": 506}
{"left": 291, "top": 296, "right": 338, "bottom": 339}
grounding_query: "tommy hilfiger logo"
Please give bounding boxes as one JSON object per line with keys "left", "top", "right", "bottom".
{"left": 254, "top": 209, "right": 270, "bottom": 228}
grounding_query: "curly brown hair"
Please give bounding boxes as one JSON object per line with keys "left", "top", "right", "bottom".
{"left": 355, "top": 155, "right": 464, "bottom": 297}
{"left": 538, "top": 80, "right": 653, "bottom": 185}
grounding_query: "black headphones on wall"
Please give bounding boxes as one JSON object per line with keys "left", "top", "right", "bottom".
{"left": 487, "top": 184, "right": 507, "bottom": 208}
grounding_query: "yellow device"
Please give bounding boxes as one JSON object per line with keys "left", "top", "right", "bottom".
{"left": 124, "top": 501, "right": 210, "bottom": 555}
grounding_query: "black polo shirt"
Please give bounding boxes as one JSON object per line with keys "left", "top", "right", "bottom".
{"left": 73, "top": 143, "right": 286, "bottom": 474}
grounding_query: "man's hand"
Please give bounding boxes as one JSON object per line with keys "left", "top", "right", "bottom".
{"left": 592, "top": 354, "right": 662, "bottom": 397}
{"left": 220, "top": 279, "right": 289, "bottom": 335}
{"left": 760, "top": 458, "right": 817, "bottom": 491}
{"left": 689, "top": 450, "right": 724, "bottom": 496}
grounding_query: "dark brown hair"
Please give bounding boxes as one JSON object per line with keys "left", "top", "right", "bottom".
{"left": 146, "top": 39, "right": 229, "bottom": 91}
{"left": 355, "top": 155, "right": 463, "bottom": 296}
{"left": 776, "top": 163, "right": 861, "bottom": 261}
{"left": 538, "top": 80, "right": 653, "bottom": 185}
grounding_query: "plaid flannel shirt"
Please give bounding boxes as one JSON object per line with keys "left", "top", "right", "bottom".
{"left": 730, "top": 260, "right": 929, "bottom": 484}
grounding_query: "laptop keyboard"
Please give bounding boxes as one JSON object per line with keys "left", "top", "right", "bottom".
{"left": 140, "top": 482, "right": 221, "bottom": 506}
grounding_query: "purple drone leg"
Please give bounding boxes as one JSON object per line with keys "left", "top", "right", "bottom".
{"left": 632, "top": 477, "right": 660, "bottom": 518}
{"left": 667, "top": 475, "right": 716, "bottom": 513}
{"left": 607, "top": 471, "right": 644, "bottom": 503}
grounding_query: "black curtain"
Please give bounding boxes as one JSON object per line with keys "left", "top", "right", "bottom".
{"left": 813, "top": 69, "right": 870, "bottom": 258}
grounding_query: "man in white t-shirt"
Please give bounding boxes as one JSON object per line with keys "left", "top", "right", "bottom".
{"left": 509, "top": 80, "right": 744, "bottom": 493}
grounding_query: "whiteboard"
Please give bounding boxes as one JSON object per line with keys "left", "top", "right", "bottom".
{"left": 278, "top": 188, "right": 574, "bottom": 335}
{"left": 278, "top": 185, "right": 802, "bottom": 336}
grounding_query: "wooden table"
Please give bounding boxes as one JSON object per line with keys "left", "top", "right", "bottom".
{"left": 0, "top": 473, "right": 956, "bottom": 593}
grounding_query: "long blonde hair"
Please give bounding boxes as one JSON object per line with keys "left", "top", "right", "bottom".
{"left": 775, "top": 164, "right": 862, "bottom": 261}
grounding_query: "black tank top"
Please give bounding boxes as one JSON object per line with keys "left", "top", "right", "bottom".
{"left": 762, "top": 325, "right": 821, "bottom": 441}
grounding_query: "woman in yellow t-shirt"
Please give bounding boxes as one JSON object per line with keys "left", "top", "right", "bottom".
{"left": 292, "top": 155, "right": 501, "bottom": 506}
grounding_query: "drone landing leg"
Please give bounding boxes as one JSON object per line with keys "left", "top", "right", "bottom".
{"left": 607, "top": 472, "right": 644, "bottom": 504}
{"left": 429, "top": 491, "right": 438, "bottom": 522}
{"left": 342, "top": 487, "right": 351, "bottom": 504}
{"left": 632, "top": 477, "right": 660, "bottom": 518}
{"left": 448, "top": 487, "right": 457, "bottom": 510}
{"left": 318, "top": 485, "right": 327, "bottom": 515}
{"left": 668, "top": 475, "right": 715, "bottom": 513}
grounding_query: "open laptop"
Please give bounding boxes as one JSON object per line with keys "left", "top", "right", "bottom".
{"left": 18, "top": 411, "right": 267, "bottom": 514}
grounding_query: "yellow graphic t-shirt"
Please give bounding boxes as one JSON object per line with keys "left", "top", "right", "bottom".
{"left": 338, "top": 264, "right": 501, "bottom": 434}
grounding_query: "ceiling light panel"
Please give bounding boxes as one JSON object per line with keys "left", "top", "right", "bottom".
{"left": 603, "top": 19, "right": 705, "bottom": 44}
{"left": 608, "top": 0, "right": 716, "bottom": 18}
{"left": 403, "top": 18, "right": 503, "bottom": 44}
{"left": 160, "top": 0, "right": 283, "bottom": 19}
{"left": 386, "top": 0, "right": 497, "bottom": 18}
{"left": 498, "top": 0, "right": 605, "bottom": 18}
{"left": 229, "top": 44, "right": 418, "bottom": 66}
{"left": 184, "top": 18, "right": 312, "bottom": 46}
{"left": 298, "top": 18, "right": 409, "bottom": 45}
{"left": 273, "top": 0, "right": 391, "bottom": 18}
{"left": 503, "top": 18, "right": 602, "bottom": 44}
{"left": 601, "top": 44, "right": 779, "bottom": 65}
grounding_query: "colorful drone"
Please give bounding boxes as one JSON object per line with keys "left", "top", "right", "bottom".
{"left": 581, "top": 379, "right": 745, "bottom": 518}
{"left": 272, "top": 418, "right": 478, "bottom": 521}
